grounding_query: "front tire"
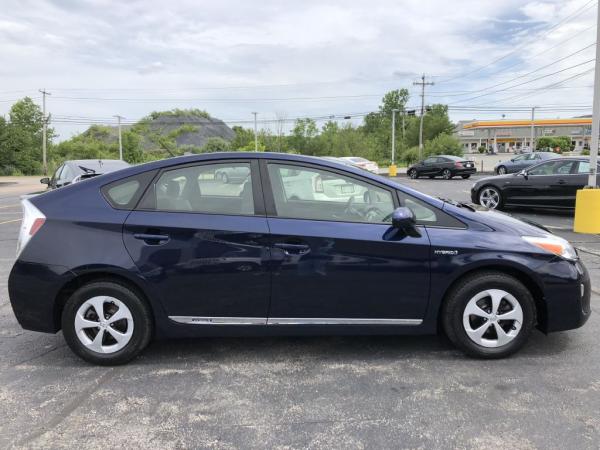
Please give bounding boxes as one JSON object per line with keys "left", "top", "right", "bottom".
{"left": 442, "top": 169, "right": 453, "bottom": 180}
{"left": 62, "top": 281, "right": 153, "bottom": 365}
{"left": 478, "top": 185, "right": 503, "bottom": 209}
{"left": 408, "top": 169, "right": 418, "bottom": 179}
{"left": 442, "top": 272, "right": 536, "bottom": 359}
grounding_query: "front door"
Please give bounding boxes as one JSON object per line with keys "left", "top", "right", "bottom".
{"left": 262, "top": 161, "right": 431, "bottom": 323}
{"left": 123, "top": 160, "right": 272, "bottom": 321}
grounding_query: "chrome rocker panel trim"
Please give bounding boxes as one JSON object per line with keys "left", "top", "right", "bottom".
{"left": 168, "top": 316, "right": 423, "bottom": 326}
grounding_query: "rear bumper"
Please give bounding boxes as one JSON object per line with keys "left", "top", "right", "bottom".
{"left": 453, "top": 168, "right": 476, "bottom": 175}
{"left": 8, "top": 261, "right": 75, "bottom": 333}
{"left": 540, "top": 259, "right": 591, "bottom": 333}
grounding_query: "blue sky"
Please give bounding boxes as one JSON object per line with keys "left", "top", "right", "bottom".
{"left": 0, "top": 0, "right": 596, "bottom": 140}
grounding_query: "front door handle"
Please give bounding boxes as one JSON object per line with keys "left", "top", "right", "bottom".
{"left": 133, "top": 233, "right": 170, "bottom": 245}
{"left": 273, "top": 243, "right": 311, "bottom": 255}
{"left": 557, "top": 179, "right": 566, "bottom": 185}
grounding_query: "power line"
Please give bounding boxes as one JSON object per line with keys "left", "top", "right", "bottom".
{"left": 437, "top": 0, "right": 598, "bottom": 84}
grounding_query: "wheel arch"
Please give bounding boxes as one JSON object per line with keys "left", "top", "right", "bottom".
{"left": 435, "top": 264, "right": 547, "bottom": 332}
{"left": 53, "top": 268, "right": 160, "bottom": 334}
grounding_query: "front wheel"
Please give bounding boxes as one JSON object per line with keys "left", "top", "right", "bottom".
{"left": 442, "top": 272, "right": 536, "bottom": 358}
{"left": 62, "top": 281, "right": 153, "bottom": 365}
{"left": 442, "top": 169, "right": 453, "bottom": 180}
{"left": 408, "top": 169, "right": 418, "bottom": 179}
{"left": 478, "top": 185, "right": 503, "bottom": 209}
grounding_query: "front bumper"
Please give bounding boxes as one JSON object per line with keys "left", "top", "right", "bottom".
{"left": 8, "top": 261, "right": 75, "bottom": 333}
{"left": 539, "top": 258, "right": 591, "bottom": 333}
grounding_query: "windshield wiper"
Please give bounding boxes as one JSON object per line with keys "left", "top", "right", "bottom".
{"left": 78, "top": 166, "right": 96, "bottom": 174}
{"left": 437, "top": 197, "right": 476, "bottom": 211}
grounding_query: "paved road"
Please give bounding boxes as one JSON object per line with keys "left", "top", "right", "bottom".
{"left": 0, "top": 178, "right": 598, "bottom": 449}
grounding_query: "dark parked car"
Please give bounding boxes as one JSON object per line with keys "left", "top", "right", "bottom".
{"left": 408, "top": 155, "right": 476, "bottom": 180}
{"left": 472, "top": 157, "right": 599, "bottom": 210}
{"left": 10, "top": 152, "right": 589, "bottom": 365}
{"left": 494, "top": 152, "right": 556, "bottom": 175}
{"left": 42, "top": 159, "right": 130, "bottom": 189}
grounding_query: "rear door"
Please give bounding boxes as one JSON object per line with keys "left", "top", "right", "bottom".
{"left": 262, "top": 160, "right": 432, "bottom": 322}
{"left": 122, "top": 159, "right": 272, "bottom": 321}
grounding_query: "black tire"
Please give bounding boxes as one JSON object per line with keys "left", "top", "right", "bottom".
{"left": 408, "top": 169, "right": 418, "bottom": 179}
{"left": 222, "top": 172, "right": 229, "bottom": 184}
{"left": 442, "top": 169, "right": 453, "bottom": 180}
{"left": 497, "top": 166, "right": 507, "bottom": 175}
{"left": 478, "top": 185, "right": 504, "bottom": 210}
{"left": 461, "top": 174, "right": 471, "bottom": 179}
{"left": 62, "top": 281, "right": 153, "bottom": 365}
{"left": 441, "top": 271, "right": 536, "bottom": 359}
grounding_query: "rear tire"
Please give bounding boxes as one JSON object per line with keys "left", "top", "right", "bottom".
{"left": 461, "top": 174, "right": 471, "bottom": 179}
{"left": 442, "top": 272, "right": 536, "bottom": 359}
{"left": 442, "top": 169, "right": 453, "bottom": 180}
{"left": 62, "top": 281, "right": 153, "bottom": 365}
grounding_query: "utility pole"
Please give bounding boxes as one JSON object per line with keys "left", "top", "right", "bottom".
{"left": 391, "top": 109, "right": 399, "bottom": 165}
{"left": 39, "top": 89, "right": 51, "bottom": 175}
{"left": 530, "top": 107, "right": 536, "bottom": 151}
{"left": 402, "top": 107, "right": 406, "bottom": 143}
{"left": 413, "top": 75, "right": 434, "bottom": 159}
{"left": 113, "top": 115, "right": 124, "bottom": 160}
{"left": 588, "top": 6, "right": 600, "bottom": 187}
{"left": 252, "top": 112, "right": 258, "bottom": 152}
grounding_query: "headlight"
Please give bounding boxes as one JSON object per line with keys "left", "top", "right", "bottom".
{"left": 522, "top": 235, "right": 578, "bottom": 261}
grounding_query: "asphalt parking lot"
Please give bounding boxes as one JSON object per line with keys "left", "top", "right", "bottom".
{"left": 0, "top": 176, "right": 599, "bottom": 449}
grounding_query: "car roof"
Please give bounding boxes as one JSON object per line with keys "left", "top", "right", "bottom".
{"left": 79, "top": 151, "right": 444, "bottom": 208}
{"left": 65, "top": 159, "right": 130, "bottom": 174}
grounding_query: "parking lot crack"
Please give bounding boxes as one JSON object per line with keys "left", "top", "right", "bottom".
{"left": 12, "top": 368, "right": 116, "bottom": 448}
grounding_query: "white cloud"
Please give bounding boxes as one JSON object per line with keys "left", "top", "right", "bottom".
{"left": 0, "top": 0, "right": 596, "bottom": 137}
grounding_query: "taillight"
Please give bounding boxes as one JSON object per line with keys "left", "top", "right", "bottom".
{"left": 454, "top": 162, "right": 463, "bottom": 168}
{"left": 314, "top": 175, "right": 324, "bottom": 193}
{"left": 16, "top": 199, "right": 46, "bottom": 258}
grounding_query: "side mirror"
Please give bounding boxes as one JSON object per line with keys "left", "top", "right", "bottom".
{"left": 518, "top": 169, "right": 528, "bottom": 179}
{"left": 510, "top": 158, "right": 515, "bottom": 162}
{"left": 392, "top": 207, "right": 416, "bottom": 230}
{"left": 40, "top": 177, "right": 50, "bottom": 185}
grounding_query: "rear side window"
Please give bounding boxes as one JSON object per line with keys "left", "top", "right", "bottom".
{"left": 139, "top": 162, "right": 255, "bottom": 215}
{"left": 101, "top": 170, "right": 156, "bottom": 210}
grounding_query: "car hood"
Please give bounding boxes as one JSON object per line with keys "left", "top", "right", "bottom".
{"left": 442, "top": 202, "right": 549, "bottom": 237}
{"left": 473, "top": 173, "right": 518, "bottom": 187}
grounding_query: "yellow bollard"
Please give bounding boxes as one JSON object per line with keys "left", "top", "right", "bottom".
{"left": 388, "top": 164, "right": 397, "bottom": 177}
{"left": 574, "top": 188, "right": 600, "bottom": 233}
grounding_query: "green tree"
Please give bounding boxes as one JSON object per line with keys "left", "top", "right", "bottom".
{"left": 199, "top": 137, "right": 231, "bottom": 153}
{"left": 423, "top": 133, "right": 463, "bottom": 157}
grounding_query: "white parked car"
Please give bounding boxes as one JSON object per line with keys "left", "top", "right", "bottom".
{"left": 338, "top": 157, "right": 379, "bottom": 173}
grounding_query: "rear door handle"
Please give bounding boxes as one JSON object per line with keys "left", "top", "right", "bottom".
{"left": 273, "top": 243, "right": 311, "bottom": 255}
{"left": 133, "top": 233, "right": 170, "bottom": 245}
{"left": 557, "top": 179, "right": 566, "bottom": 185}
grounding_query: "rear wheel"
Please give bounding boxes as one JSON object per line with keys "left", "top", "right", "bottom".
{"left": 221, "top": 172, "right": 229, "bottom": 184}
{"left": 408, "top": 169, "right": 418, "bottom": 179}
{"left": 442, "top": 272, "right": 536, "bottom": 358}
{"left": 461, "top": 174, "right": 471, "bottom": 179}
{"left": 478, "top": 185, "right": 503, "bottom": 209}
{"left": 497, "top": 166, "right": 507, "bottom": 175}
{"left": 442, "top": 169, "right": 453, "bottom": 180}
{"left": 62, "top": 281, "right": 153, "bottom": 365}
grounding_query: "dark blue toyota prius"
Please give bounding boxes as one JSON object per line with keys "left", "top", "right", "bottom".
{"left": 9, "top": 152, "right": 590, "bottom": 365}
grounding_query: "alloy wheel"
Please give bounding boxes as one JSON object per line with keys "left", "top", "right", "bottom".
{"left": 443, "top": 169, "right": 452, "bottom": 180}
{"left": 479, "top": 187, "right": 501, "bottom": 209}
{"left": 74, "top": 296, "right": 134, "bottom": 354}
{"left": 409, "top": 169, "right": 418, "bottom": 179}
{"left": 462, "top": 289, "right": 523, "bottom": 348}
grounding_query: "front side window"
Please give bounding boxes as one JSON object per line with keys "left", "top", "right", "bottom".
{"left": 424, "top": 157, "right": 437, "bottom": 164}
{"left": 142, "top": 162, "right": 254, "bottom": 215}
{"left": 267, "top": 163, "right": 394, "bottom": 223}
{"left": 528, "top": 160, "right": 576, "bottom": 176}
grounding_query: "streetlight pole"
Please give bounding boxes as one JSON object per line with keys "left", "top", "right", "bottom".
{"left": 113, "top": 115, "right": 124, "bottom": 160}
{"left": 588, "top": 9, "right": 600, "bottom": 187}
{"left": 252, "top": 112, "right": 258, "bottom": 152}
{"left": 391, "top": 109, "right": 399, "bottom": 165}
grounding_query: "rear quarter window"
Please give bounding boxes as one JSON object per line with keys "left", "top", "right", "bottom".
{"left": 101, "top": 170, "right": 157, "bottom": 210}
